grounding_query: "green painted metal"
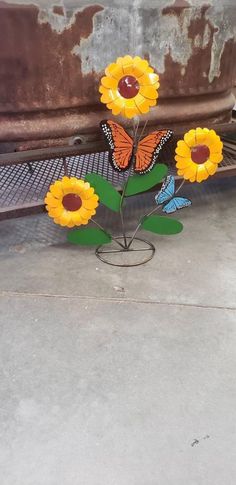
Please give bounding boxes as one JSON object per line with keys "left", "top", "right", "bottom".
{"left": 67, "top": 227, "right": 112, "bottom": 245}
{"left": 85, "top": 173, "right": 121, "bottom": 212}
{"left": 125, "top": 164, "right": 168, "bottom": 197}
{"left": 141, "top": 214, "right": 183, "bottom": 235}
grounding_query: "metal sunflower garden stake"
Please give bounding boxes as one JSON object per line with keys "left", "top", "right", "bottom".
{"left": 45, "top": 55, "right": 224, "bottom": 267}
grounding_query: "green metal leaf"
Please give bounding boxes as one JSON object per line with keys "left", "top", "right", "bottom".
{"left": 125, "top": 164, "right": 168, "bottom": 197}
{"left": 141, "top": 215, "right": 183, "bottom": 235}
{"left": 85, "top": 173, "right": 121, "bottom": 212}
{"left": 67, "top": 227, "right": 112, "bottom": 246}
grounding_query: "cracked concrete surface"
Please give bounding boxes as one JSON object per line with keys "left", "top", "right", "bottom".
{"left": 0, "top": 177, "right": 236, "bottom": 485}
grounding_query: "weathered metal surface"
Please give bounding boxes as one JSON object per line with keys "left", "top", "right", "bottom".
{"left": 0, "top": 0, "right": 235, "bottom": 152}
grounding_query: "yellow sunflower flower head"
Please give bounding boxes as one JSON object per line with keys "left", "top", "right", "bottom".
{"left": 45, "top": 177, "right": 99, "bottom": 228}
{"left": 175, "top": 128, "right": 223, "bottom": 183}
{"left": 99, "top": 55, "right": 160, "bottom": 119}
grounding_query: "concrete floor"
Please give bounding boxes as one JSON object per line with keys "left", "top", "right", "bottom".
{"left": 0, "top": 177, "right": 236, "bottom": 485}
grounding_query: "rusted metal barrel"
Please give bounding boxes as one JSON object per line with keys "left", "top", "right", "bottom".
{"left": 0, "top": 0, "right": 235, "bottom": 152}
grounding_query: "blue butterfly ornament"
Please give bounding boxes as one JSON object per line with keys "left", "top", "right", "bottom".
{"left": 155, "top": 175, "right": 192, "bottom": 214}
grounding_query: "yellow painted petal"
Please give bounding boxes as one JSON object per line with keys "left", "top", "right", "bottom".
{"left": 60, "top": 176, "right": 75, "bottom": 195}
{"left": 107, "top": 97, "right": 125, "bottom": 115}
{"left": 124, "top": 106, "right": 139, "bottom": 119}
{"left": 83, "top": 196, "right": 99, "bottom": 210}
{"left": 196, "top": 165, "right": 209, "bottom": 183}
{"left": 195, "top": 127, "right": 209, "bottom": 144}
{"left": 139, "top": 85, "right": 158, "bottom": 99}
{"left": 44, "top": 192, "right": 60, "bottom": 207}
{"left": 50, "top": 181, "right": 63, "bottom": 199}
{"left": 99, "top": 85, "right": 106, "bottom": 94}
{"left": 70, "top": 211, "right": 83, "bottom": 225}
{"left": 148, "top": 98, "right": 157, "bottom": 107}
{"left": 105, "top": 63, "right": 123, "bottom": 80}
{"left": 120, "top": 56, "right": 135, "bottom": 75}
{"left": 204, "top": 160, "right": 218, "bottom": 175}
{"left": 47, "top": 206, "right": 64, "bottom": 218}
{"left": 206, "top": 129, "right": 221, "bottom": 148}
{"left": 209, "top": 152, "right": 223, "bottom": 164}
{"left": 101, "top": 89, "right": 119, "bottom": 104}
{"left": 138, "top": 72, "right": 159, "bottom": 86}
{"left": 82, "top": 187, "right": 95, "bottom": 200}
{"left": 57, "top": 210, "right": 72, "bottom": 227}
{"left": 177, "top": 169, "right": 185, "bottom": 176}
{"left": 175, "top": 140, "right": 191, "bottom": 158}
{"left": 100, "top": 76, "right": 118, "bottom": 89}
{"left": 182, "top": 164, "right": 197, "bottom": 181}
{"left": 73, "top": 179, "right": 87, "bottom": 193}
{"left": 134, "top": 93, "right": 153, "bottom": 113}
{"left": 184, "top": 129, "right": 197, "bottom": 148}
{"left": 107, "top": 102, "right": 123, "bottom": 115}
{"left": 146, "top": 66, "right": 155, "bottom": 74}
{"left": 175, "top": 154, "right": 190, "bottom": 164}
{"left": 121, "top": 98, "right": 138, "bottom": 118}
{"left": 116, "top": 55, "right": 133, "bottom": 67}
{"left": 210, "top": 139, "right": 223, "bottom": 153}
{"left": 79, "top": 207, "right": 96, "bottom": 220}
{"left": 175, "top": 157, "right": 192, "bottom": 169}
{"left": 133, "top": 56, "right": 150, "bottom": 77}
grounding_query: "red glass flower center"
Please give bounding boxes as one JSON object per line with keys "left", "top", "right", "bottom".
{"left": 62, "top": 193, "right": 82, "bottom": 211}
{"left": 118, "top": 75, "right": 140, "bottom": 99}
{"left": 191, "top": 144, "right": 210, "bottom": 164}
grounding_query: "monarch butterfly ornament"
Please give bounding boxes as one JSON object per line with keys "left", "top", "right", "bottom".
{"left": 101, "top": 120, "right": 172, "bottom": 174}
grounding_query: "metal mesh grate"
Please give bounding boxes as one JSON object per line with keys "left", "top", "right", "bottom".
{"left": 0, "top": 143, "right": 235, "bottom": 211}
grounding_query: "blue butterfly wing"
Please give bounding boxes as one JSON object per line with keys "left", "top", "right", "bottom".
{"left": 163, "top": 197, "right": 192, "bottom": 214}
{"left": 155, "top": 175, "right": 175, "bottom": 205}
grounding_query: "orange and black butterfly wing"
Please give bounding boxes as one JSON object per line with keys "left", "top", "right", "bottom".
{"left": 100, "top": 120, "right": 134, "bottom": 172}
{"left": 135, "top": 130, "right": 173, "bottom": 174}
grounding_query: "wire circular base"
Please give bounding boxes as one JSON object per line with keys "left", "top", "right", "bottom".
{"left": 95, "top": 236, "right": 155, "bottom": 267}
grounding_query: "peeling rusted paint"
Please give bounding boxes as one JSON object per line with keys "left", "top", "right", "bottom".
{"left": 0, "top": 0, "right": 235, "bottom": 151}
{"left": 0, "top": 2, "right": 103, "bottom": 113}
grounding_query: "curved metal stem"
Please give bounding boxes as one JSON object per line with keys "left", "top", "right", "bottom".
{"left": 91, "top": 219, "right": 126, "bottom": 249}
{"left": 119, "top": 117, "right": 140, "bottom": 248}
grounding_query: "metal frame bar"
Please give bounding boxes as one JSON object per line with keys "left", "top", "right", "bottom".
{"left": 0, "top": 121, "right": 235, "bottom": 221}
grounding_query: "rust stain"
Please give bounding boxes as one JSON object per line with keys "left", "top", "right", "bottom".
{"left": 0, "top": 2, "right": 103, "bottom": 113}
{"left": 52, "top": 6, "right": 64, "bottom": 16}
{"left": 160, "top": 4, "right": 234, "bottom": 97}
{"left": 162, "top": 0, "right": 190, "bottom": 16}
